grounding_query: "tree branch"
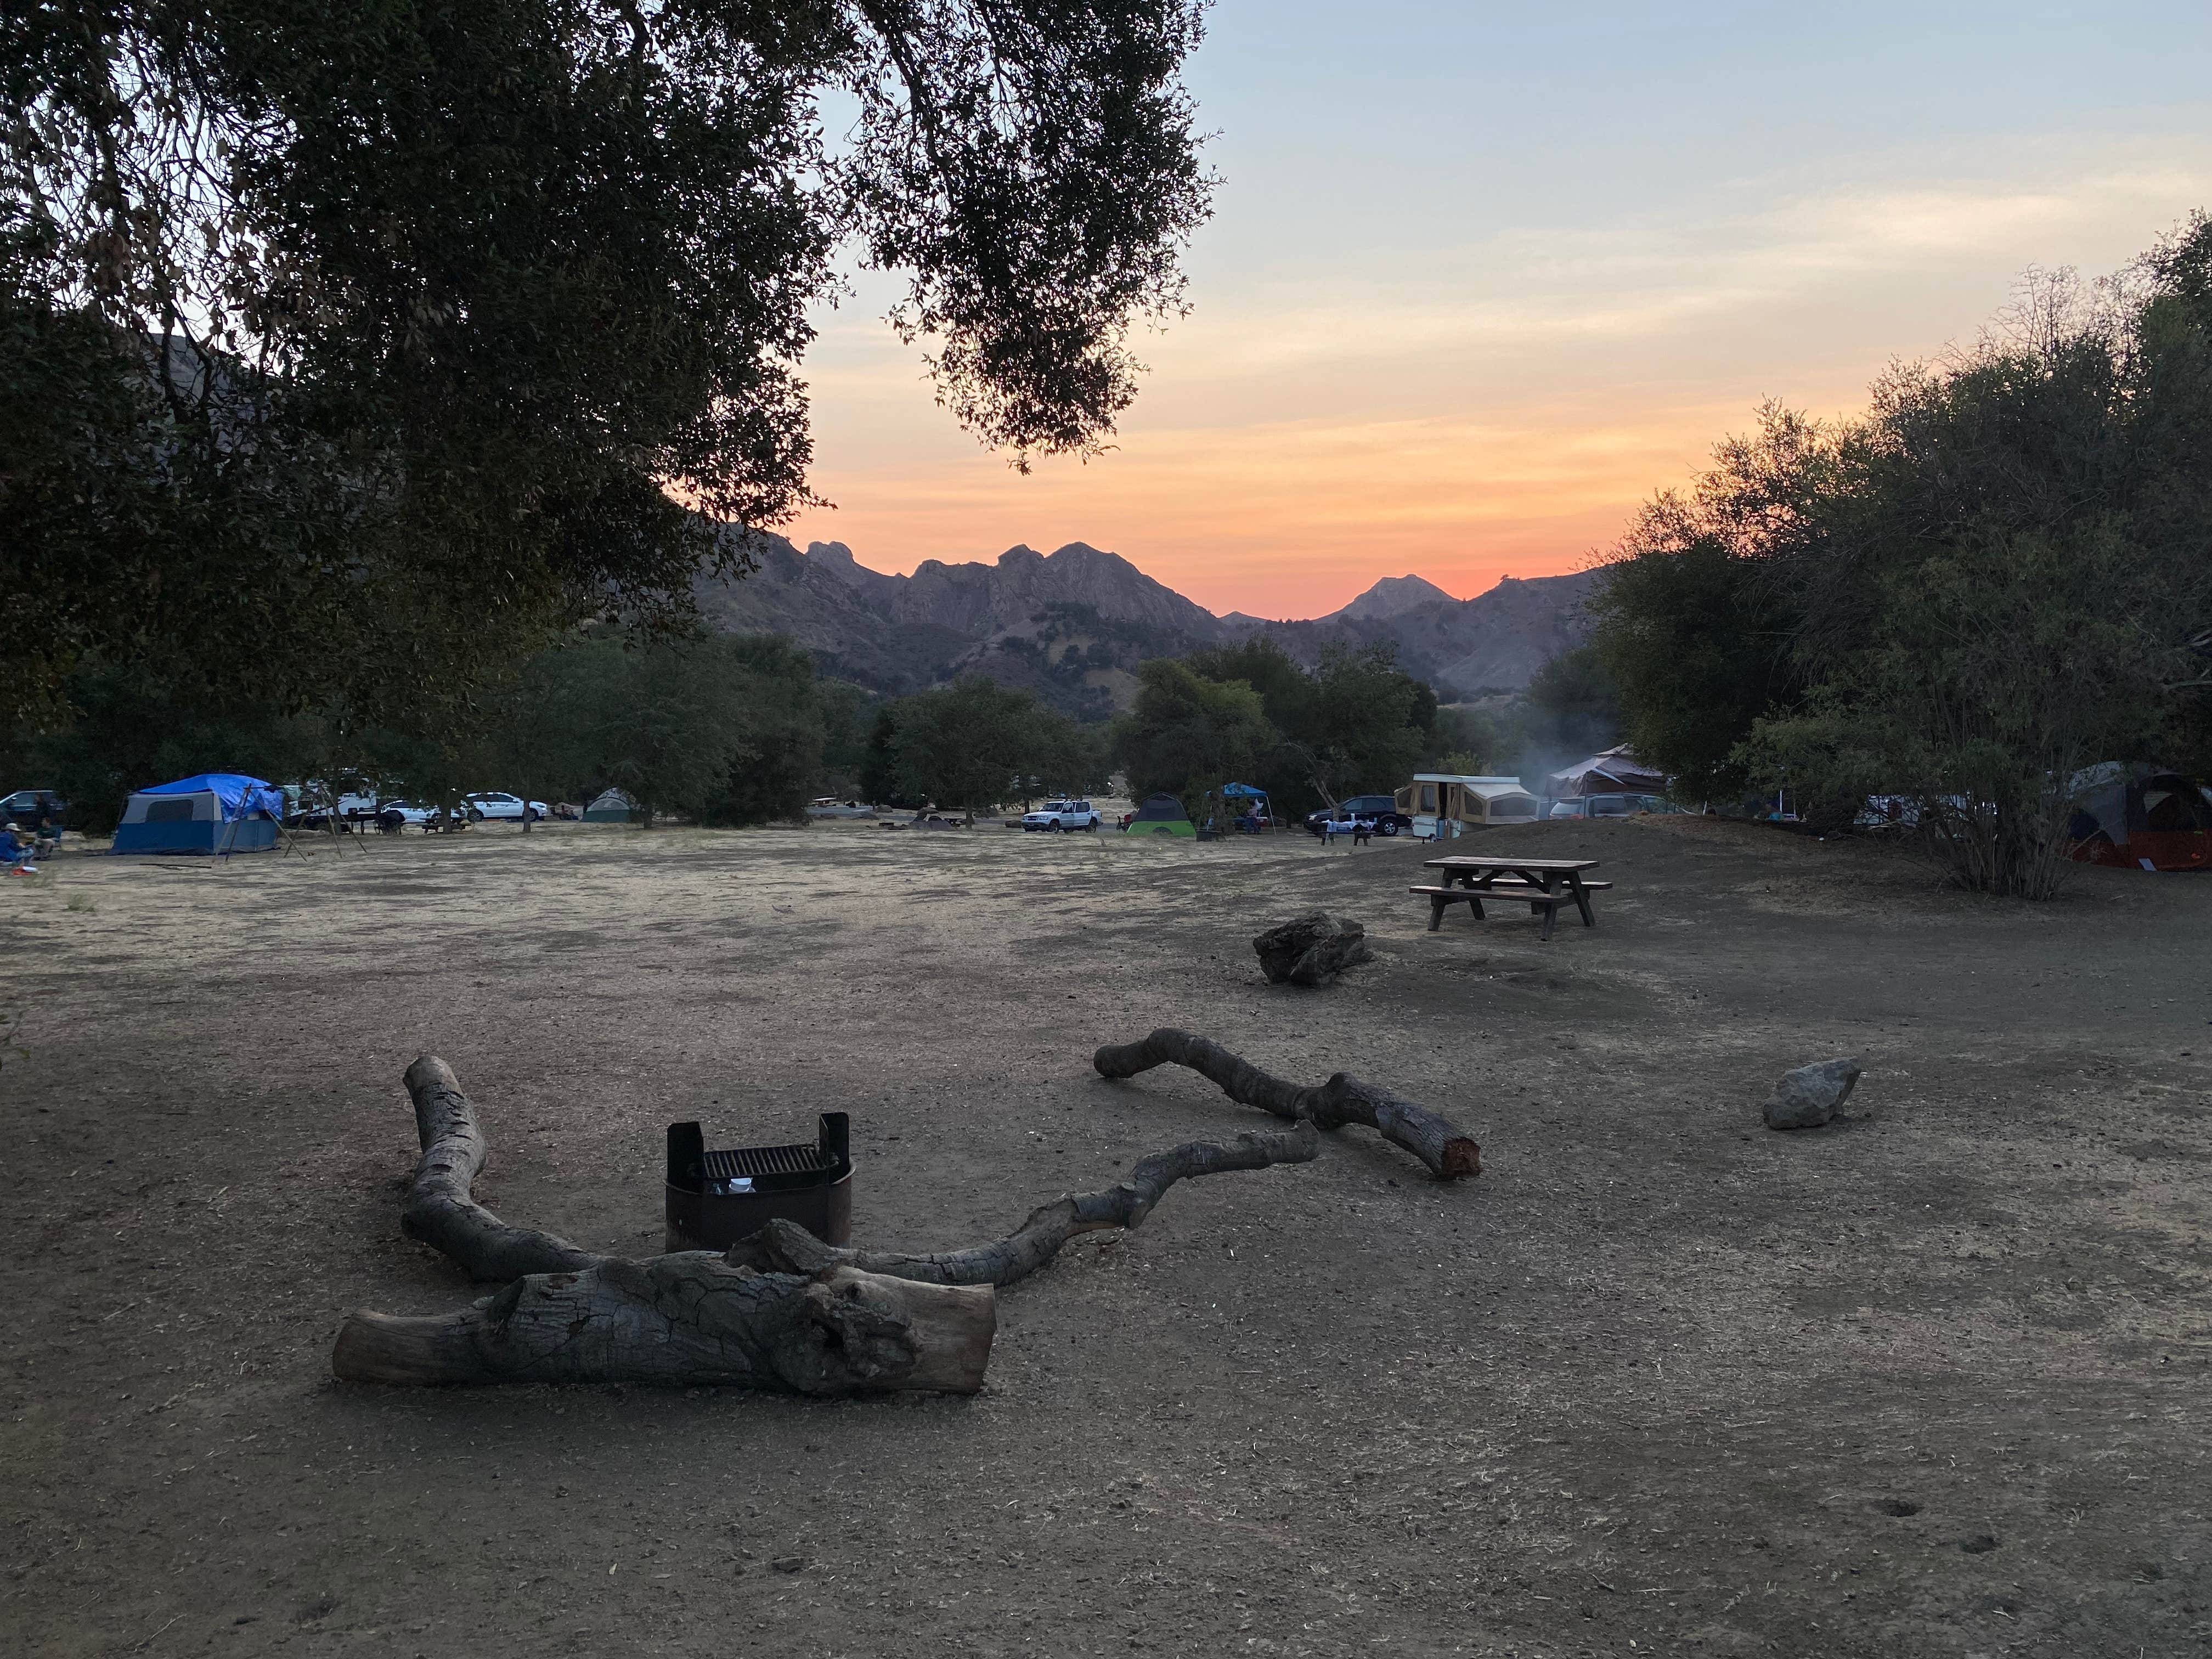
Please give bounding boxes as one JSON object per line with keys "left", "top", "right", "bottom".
{"left": 724, "top": 1122, "right": 1321, "bottom": 1285}
{"left": 1091, "top": 1028, "right": 1481, "bottom": 1180}
{"left": 398, "top": 1056, "right": 607, "bottom": 1280}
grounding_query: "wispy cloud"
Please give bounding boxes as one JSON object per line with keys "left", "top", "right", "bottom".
{"left": 784, "top": 137, "right": 2212, "bottom": 619}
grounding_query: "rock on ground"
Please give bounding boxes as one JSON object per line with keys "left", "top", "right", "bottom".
{"left": 1251, "top": 912, "right": 1375, "bottom": 986}
{"left": 1763, "top": 1056, "right": 1864, "bottom": 1130}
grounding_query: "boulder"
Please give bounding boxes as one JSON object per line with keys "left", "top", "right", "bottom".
{"left": 1762, "top": 1058, "right": 1863, "bottom": 1130}
{"left": 1251, "top": 913, "right": 1375, "bottom": 987}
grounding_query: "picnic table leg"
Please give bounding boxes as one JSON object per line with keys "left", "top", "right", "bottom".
{"left": 1427, "top": 893, "right": 1449, "bottom": 932}
{"left": 1572, "top": 879, "right": 1596, "bottom": 928}
{"left": 1538, "top": 877, "right": 1558, "bottom": 942}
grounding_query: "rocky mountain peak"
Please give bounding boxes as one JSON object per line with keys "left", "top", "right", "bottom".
{"left": 1330, "top": 573, "right": 1459, "bottom": 622}
{"left": 695, "top": 524, "right": 1596, "bottom": 711}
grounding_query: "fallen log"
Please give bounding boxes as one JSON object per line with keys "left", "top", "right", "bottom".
{"left": 1091, "top": 1027, "right": 1481, "bottom": 1180}
{"left": 334, "top": 1256, "right": 996, "bottom": 1392}
{"left": 725, "top": 1121, "right": 1321, "bottom": 1285}
{"left": 334, "top": 1056, "right": 1319, "bottom": 1391}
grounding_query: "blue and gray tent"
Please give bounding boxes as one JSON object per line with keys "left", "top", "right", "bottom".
{"left": 112, "top": 774, "right": 285, "bottom": 855}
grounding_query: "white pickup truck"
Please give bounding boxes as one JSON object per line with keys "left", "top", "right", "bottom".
{"left": 1022, "top": 798, "right": 1101, "bottom": 832}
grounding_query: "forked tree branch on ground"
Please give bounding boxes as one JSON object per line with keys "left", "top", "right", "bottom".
{"left": 332, "top": 1056, "right": 1323, "bottom": 1393}
{"left": 1091, "top": 1028, "right": 1482, "bottom": 1180}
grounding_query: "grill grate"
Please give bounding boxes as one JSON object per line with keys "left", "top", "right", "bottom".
{"left": 704, "top": 1142, "right": 831, "bottom": 1180}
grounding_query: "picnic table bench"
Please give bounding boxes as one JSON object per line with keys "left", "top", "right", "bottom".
{"left": 1411, "top": 856, "right": 1610, "bottom": 942}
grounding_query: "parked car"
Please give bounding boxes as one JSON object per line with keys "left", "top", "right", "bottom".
{"left": 376, "top": 799, "right": 457, "bottom": 829}
{"left": 0, "top": 788, "right": 69, "bottom": 827}
{"left": 1303, "top": 794, "right": 1413, "bottom": 837}
{"left": 1549, "top": 793, "right": 1671, "bottom": 820}
{"left": 1022, "top": 798, "right": 1101, "bottom": 831}
{"left": 464, "top": 791, "right": 549, "bottom": 822}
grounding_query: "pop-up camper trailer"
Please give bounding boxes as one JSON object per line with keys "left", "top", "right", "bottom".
{"left": 1395, "top": 774, "right": 1541, "bottom": 839}
{"left": 111, "top": 773, "right": 285, "bottom": 855}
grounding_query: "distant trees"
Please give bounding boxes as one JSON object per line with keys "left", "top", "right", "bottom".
{"left": 489, "top": 634, "right": 833, "bottom": 827}
{"left": 1114, "top": 660, "right": 1276, "bottom": 812}
{"left": 861, "top": 679, "right": 1105, "bottom": 821}
{"left": 1515, "top": 647, "right": 1622, "bottom": 765}
{"left": 1590, "top": 213, "right": 2212, "bottom": 895}
{"left": 1114, "top": 639, "right": 1443, "bottom": 815}
{"left": 1587, "top": 530, "right": 1793, "bottom": 803}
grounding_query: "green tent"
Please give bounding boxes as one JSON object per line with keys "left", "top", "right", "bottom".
{"left": 583, "top": 788, "right": 638, "bottom": 823}
{"left": 1125, "top": 792, "right": 1195, "bottom": 837}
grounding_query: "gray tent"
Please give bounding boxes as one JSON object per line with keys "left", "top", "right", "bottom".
{"left": 583, "top": 788, "right": 639, "bottom": 823}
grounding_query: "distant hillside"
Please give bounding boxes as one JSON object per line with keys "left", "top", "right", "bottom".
{"left": 1227, "top": 571, "right": 1600, "bottom": 699}
{"left": 693, "top": 531, "right": 1596, "bottom": 713}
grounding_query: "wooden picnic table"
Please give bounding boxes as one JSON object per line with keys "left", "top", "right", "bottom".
{"left": 1412, "top": 855, "right": 1610, "bottom": 942}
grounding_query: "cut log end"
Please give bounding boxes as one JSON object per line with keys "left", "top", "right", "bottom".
{"left": 331, "top": 1307, "right": 481, "bottom": 1386}
{"left": 1440, "top": 1137, "right": 1482, "bottom": 1180}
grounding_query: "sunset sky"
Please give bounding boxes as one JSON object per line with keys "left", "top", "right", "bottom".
{"left": 781, "top": 2, "right": 2212, "bottom": 620}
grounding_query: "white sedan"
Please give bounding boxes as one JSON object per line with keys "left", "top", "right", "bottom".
{"left": 464, "top": 791, "right": 550, "bottom": 823}
{"left": 376, "top": 799, "right": 458, "bottom": 828}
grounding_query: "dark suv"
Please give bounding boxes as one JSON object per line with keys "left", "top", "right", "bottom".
{"left": 0, "top": 789, "right": 68, "bottom": 827}
{"left": 1303, "top": 793, "right": 1415, "bottom": 837}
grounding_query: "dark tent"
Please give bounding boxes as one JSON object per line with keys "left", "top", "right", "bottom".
{"left": 1125, "top": 792, "right": 1195, "bottom": 838}
{"left": 2069, "top": 765, "right": 2212, "bottom": 871}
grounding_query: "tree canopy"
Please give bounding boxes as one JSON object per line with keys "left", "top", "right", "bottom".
{"left": 862, "top": 677, "right": 1102, "bottom": 820}
{"left": 1590, "top": 213, "right": 2212, "bottom": 894}
{"left": 1115, "top": 639, "right": 1443, "bottom": 816}
{"left": 2, "top": 1, "right": 1214, "bottom": 730}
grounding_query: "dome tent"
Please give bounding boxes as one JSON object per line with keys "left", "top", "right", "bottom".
{"left": 2068, "top": 764, "right": 2212, "bottom": 871}
{"left": 1125, "top": 792, "right": 1195, "bottom": 837}
{"left": 583, "top": 788, "right": 639, "bottom": 823}
{"left": 1544, "top": 746, "right": 1667, "bottom": 800}
{"left": 112, "top": 773, "right": 284, "bottom": 855}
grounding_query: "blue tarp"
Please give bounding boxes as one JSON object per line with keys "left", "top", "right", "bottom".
{"left": 139, "top": 773, "right": 286, "bottom": 820}
{"left": 1221, "top": 782, "right": 1268, "bottom": 798}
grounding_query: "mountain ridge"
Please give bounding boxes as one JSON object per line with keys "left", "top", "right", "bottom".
{"left": 693, "top": 529, "right": 1596, "bottom": 715}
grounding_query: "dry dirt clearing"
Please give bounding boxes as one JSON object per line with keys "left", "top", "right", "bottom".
{"left": 3, "top": 816, "right": 2209, "bottom": 1658}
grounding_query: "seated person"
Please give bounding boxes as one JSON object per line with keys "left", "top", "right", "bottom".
{"left": 4, "top": 822, "right": 37, "bottom": 871}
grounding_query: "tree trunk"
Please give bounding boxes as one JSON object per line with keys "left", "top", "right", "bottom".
{"left": 1092, "top": 1028, "right": 1481, "bottom": 1180}
{"left": 335, "top": 1056, "right": 1321, "bottom": 1392}
{"left": 334, "top": 1257, "right": 995, "bottom": 1392}
{"left": 334, "top": 1057, "right": 995, "bottom": 1392}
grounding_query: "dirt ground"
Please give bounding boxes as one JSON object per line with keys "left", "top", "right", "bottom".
{"left": 3, "top": 814, "right": 2208, "bottom": 1658}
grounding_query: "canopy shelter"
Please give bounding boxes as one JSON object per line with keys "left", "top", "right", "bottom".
{"left": 1544, "top": 746, "right": 1667, "bottom": 800}
{"left": 2069, "top": 764, "right": 2212, "bottom": 871}
{"left": 1396, "top": 774, "right": 1540, "bottom": 838}
{"left": 1216, "top": 781, "right": 1272, "bottom": 830}
{"left": 112, "top": 772, "right": 284, "bottom": 855}
{"left": 582, "top": 788, "right": 639, "bottom": 823}
{"left": 1125, "top": 792, "right": 1195, "bottom": 837}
